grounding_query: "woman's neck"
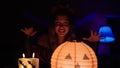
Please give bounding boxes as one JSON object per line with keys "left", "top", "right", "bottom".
{"left": 58, "top": 36, "right": 65, "bottom": 45}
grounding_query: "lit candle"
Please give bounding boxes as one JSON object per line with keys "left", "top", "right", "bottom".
{"left": 18, "top": 52, "right": 39, "bottom": 68}
{"left": 22, "top": 53, "right": 25, "bottom": 58}
{"left": 32, "top": 52, "right": 35, "bottom": 58}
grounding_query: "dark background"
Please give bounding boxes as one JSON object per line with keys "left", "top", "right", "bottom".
{"left": 1, "top": 0, "right": 120, "bottom": 68}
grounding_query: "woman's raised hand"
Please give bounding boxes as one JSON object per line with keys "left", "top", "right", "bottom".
{"left": 20, "top": 27, "right": 37, "bottom": 37}
{"left": 82, "top": 30, "right": 102, "bottom": 42}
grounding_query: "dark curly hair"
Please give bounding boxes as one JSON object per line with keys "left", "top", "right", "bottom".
{"left": 47, "top": 6, "right": 77, "bottom": 49}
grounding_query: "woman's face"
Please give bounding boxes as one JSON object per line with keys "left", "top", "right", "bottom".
{"left": 54, "top": 15, "right": 70, "bottom": 37}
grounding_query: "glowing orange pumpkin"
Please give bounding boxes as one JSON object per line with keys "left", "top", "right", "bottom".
{"left": 51, "top": 41, "right": 98, "bottom": 68}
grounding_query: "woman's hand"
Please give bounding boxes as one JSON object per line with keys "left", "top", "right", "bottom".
{"left": 20, "top": 27, "right": 37, "bottom": 37}
{"left": 82, "top": 30, "right": 102, "bottom": 42}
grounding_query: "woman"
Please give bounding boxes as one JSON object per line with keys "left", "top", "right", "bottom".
{"left": 20, "top": 9, "right": 101, "bottom": 68}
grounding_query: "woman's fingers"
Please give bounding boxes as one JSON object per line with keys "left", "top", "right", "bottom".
{"left": 20, "top": 27, "right": 37, "bottom": 36}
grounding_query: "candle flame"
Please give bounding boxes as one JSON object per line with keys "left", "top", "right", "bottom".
{"left": 32, "top": 52, "right": 35, "bottom": 58}
{"left": 22, "top": 53, "right": 25, "bottom": 58}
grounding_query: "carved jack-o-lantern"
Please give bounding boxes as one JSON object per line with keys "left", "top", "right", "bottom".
{"left": 51, "top": 41, "right": 98, "bottom": 68}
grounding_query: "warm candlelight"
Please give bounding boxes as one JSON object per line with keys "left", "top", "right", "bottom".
{"left": 21, "top": 66, "right": 24, "bottom": 68}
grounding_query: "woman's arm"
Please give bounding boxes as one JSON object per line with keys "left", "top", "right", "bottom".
{"left": 82, "top": 30, "right": 102, "bottom": 54}
{"left": 20, "top": 27, "right": 37, "bottom": 57}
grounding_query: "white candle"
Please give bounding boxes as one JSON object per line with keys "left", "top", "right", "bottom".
{"left": 18, "top": 58, "right": 39, "bottom": 68}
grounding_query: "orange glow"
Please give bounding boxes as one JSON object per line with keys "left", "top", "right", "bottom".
{"left": 51, "top": 41, "right": 98, "bottom": 68}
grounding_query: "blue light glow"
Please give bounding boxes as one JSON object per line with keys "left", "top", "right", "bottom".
{"left": 99, "top": 26, "right": 115, "bottom": 43}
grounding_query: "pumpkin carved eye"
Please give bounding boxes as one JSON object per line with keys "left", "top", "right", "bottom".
{"left": 83, "top": 54, "right": 89, "bottom": 60}
{"left": 65, "top": 53, "right": 72, "bottom": 60}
